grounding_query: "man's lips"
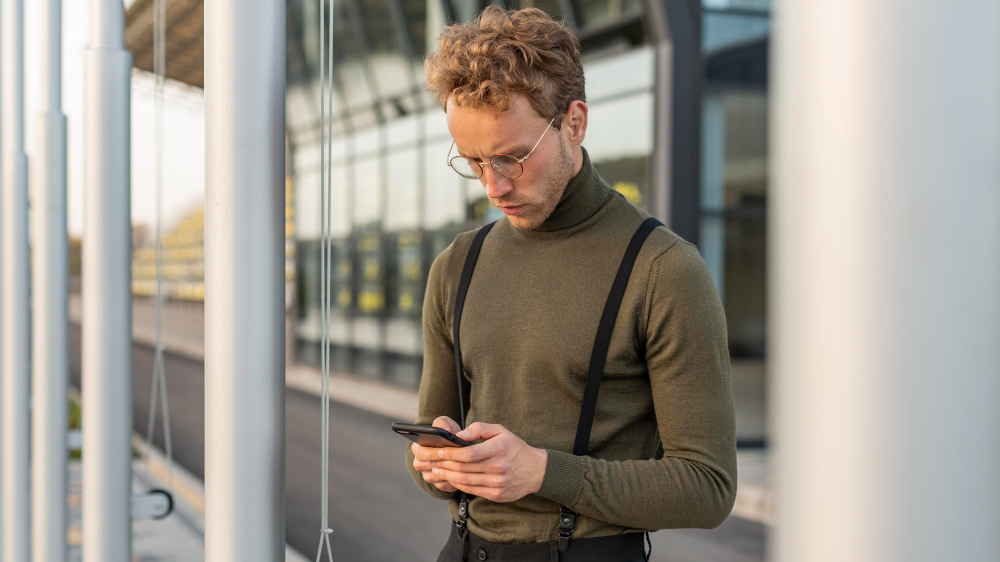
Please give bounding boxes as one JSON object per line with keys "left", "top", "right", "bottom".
{"left": 498, "top": 204, "right": 525, "bottom": 216}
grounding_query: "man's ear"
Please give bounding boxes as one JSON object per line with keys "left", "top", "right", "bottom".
{"left": 561, "top": 100, "right": 588, "bottom": 146}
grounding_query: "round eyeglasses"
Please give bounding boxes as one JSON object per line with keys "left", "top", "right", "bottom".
{"left": 446, "top": 117, "right": 555, "bottom": 180}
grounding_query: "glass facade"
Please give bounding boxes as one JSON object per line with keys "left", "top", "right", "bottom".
{"left": 700, "top": 1, "right": 769, "bottom": 443}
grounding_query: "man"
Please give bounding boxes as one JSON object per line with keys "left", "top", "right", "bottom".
{"left": 405, "top": 6, "right": 736, "bottom": 561}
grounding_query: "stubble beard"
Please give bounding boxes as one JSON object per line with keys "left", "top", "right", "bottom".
{"left": 506, "top": 139, "right": 574, "bottom": 231}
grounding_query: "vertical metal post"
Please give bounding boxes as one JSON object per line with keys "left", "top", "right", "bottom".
{"left": 31, "top": 0, "right": 69, "bottom": 560}
{"left": 642, "top": 0, "right": 701, "bottom": 239}
{"left": 1, "top": 0, "right": 30, "bottom": 558}
{"left": 771, "top": 1, "right": 1000, "bottom": 561}
{"left": 81, "top": 0, "right": 133, "bottom": 561}
{"left": 204, "top": 0, "right": 286, "bottom": 559}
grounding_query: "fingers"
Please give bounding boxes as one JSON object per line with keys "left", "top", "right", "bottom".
{"left": 449, "top": 483, "right": 516, "bottom": 503}
{"left": 438, "top": 436, "right": 506, "bottom": 463}
{"left": 456, "top": 422, "right": 506, "bottom": 442}
{"left": 422, "top": 467, "right": 458, "bottom": 492}
{"left": 411, "top": 441, "right": 444, "bottom": 462}
{"left": 432, "top": 416, "right": 461, "bottom": 434}
{"left": 433, "top": 481, "right": 458, "bottom": 493}
{"left": 431, "top": 467, "right": 503, "bottom": 489}
{"left": 413, "top": 449, "right": 458, "bottom": 492}
{"left": 428, "top": 458, "right": 508, "bottom": 475}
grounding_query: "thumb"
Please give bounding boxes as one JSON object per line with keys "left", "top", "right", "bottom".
{"left": 457, "top": 422, "right": 505, "bottom": 441}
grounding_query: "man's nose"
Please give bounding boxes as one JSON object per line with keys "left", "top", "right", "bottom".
{"left": 482, "top": 166, "right": 513, "bottom": 199}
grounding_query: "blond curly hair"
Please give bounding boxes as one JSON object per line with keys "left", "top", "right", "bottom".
{"left": 425, "top": 6, "right": 585, "bottom": 127}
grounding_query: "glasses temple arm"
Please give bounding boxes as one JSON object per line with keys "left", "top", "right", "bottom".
{"left": 519, "top": 116, "right": 556, "bottom": 163}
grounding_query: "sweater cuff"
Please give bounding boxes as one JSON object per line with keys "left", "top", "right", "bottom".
{"left": 536, "top": 450, "right": 585, "bottom": 507}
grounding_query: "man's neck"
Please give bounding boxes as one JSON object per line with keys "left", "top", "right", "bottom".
{"left": 570, "top": 144, "right": 584, "bottom": 178}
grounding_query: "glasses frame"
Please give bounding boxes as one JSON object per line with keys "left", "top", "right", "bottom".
{"left": 446, "top": 116, "right": 556, "bottom": 180}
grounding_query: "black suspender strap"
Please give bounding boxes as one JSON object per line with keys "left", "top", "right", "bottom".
{"left": 452, "top": 221, "right": 496, "bottom": 539}
{"left": 572, "top": 217, "right": 663, "bottom": 456}
{"left": 450, "top": 217, "right": 662, "bottom": 552}
{"left": 559, "top": 216, "right": 663, "bottom": 553}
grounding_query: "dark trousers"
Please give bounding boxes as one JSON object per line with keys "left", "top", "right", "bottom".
{"left": 436, "top": 523, "right": 650, "bottom": 562}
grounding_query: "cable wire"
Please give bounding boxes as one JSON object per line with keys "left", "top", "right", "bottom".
{"left": 143, "top": 0, "right": 174, "bottom": 495}
{"left": 315, "top": 0, "right": 336, "bottom": 559}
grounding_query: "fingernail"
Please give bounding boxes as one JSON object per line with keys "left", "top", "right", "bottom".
{"left": 457, "top": 431, "right": 469, "bottom": 439}
{"left": 432, "top": 468, "right": 439, "bottom": 476}
{"left": 438, "top": 449, "right": 444, "bottom": 459}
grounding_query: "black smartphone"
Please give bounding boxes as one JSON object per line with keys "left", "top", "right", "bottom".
{"left": 392, "top": 423, "right": 472, "bottom": 447}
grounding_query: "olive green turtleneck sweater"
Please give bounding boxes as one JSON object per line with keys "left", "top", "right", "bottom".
{"left": 405, "top": 149, "right": 737, "bottom": 544}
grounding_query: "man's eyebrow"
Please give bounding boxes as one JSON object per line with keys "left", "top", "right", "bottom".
{"left": 458, "top": 144, "right": 532, "bottom": 160}
{"left": 497, "top": 144, "right": 532, "bottom": 156}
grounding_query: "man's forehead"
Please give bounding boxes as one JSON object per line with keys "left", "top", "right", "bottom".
{"left": 446, "top": 96, "right": 545, "bottom": 155}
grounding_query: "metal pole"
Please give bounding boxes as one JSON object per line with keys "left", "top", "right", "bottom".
{"left": 204, "top": 0, "right": 286, "bottom": 559}
{"left": 771, "top": 1, "right": 1000, "bottom": 561}
{"left": 31, "top": 0, "right": 69, "bottom": 560}
{"left": 81, "top": 0, "right": 132, "bottom": 560}
{"left": 1, "top": 0, "right": 30, "bottom": 558}
{"left": 641, "top": 0, "right": 701, "bottom": 239}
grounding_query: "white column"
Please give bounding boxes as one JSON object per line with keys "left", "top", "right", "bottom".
{"left": 31, "top": 0, "right": 69, "bottom": 560}
{"left": 771, "top": 2, "right": 1000, "bottom": 562}
{"left": 81, "top": 0, "right": 133, "bottom": 561}
{"left": 204, "top": 0, "right": 286, "bottom": 560}
{"left": 1, "top": 0, "right": 31, "bottom": 559}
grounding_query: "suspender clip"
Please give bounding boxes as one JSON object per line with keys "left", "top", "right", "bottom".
{"left": 456, "top": 495, "right": 470, "bottom": 539}
{"left": 557, "top": 508, "right": 576, "bottom": 553}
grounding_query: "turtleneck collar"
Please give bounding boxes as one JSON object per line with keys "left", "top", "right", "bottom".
{"left": 529, "top": 147, "right": 614, "bottom": 233}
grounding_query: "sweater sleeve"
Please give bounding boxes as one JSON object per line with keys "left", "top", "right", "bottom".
{"left": 404, "top": 245, "right": 462, "bottom": 502}
{"left": 535, "top": 240, "right": 738, "bottom": 530}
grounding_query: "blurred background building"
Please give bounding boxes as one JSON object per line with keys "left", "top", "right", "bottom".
{"left": 120, "top": 0, "right": 770, "bottom": 447}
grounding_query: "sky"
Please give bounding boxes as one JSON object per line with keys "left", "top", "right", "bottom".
{"left": 24, "top": 0, "right": 206, "bottom": 238}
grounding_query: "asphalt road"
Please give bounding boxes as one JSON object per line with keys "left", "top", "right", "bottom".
{"left": 69, "top": 325, "right": 765, "bottom": 561}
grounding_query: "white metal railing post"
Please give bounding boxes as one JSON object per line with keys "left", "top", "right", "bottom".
{"left": 31, "top": 0, "right": 69, "bottom": 560}
{"left": 771, "top": 1, "right": 1000, "bottom": 561}
{"left": 81, "top": 0, "right": 133, "bottom": 561}
{"left": 204, "top": 0, "right": 287, "bottom": 559}
{"left": 1, "top": 0, "right": 31, "bottom": 558}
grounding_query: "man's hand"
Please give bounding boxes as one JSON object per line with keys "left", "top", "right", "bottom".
{"left": 410, "top": 416, "right": 462, "bottom": 493}
{"left": 428, "top": 422, "right": 548, "bottom": 503}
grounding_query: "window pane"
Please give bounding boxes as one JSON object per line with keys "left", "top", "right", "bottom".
{"left": 333, "top": 0, "right": 375, "bottom": 108}
{"left": 424, "top": 138, "right": 464, "bottom": 229}
{"left": 586, "top": 92, "right": 653, "bottom": 209}
{"left": 400, "top": 0, "right": 428, "bottom": 59}
{"left": 703, "top": 11, "right": 770, "bottom": 55}
{"left": 356, "top": 232, "right": 384, "bottom": 316}
{"left": 295, "top": 169, "right": 321, "bottom": 240}
{"left": 585, "top": 92, "right": 653, "bottom": 163}
{"left": 509, "top": 0, "right": 562, "bottom": 20}
{"left": 330, "top": 161, "right": 352, "bottom": 237}
{"left": 702, "top": 90, "right": 767, "bottom": 211}
{"left": 386, "top": 147, "right": 420, "bottom": 231}
{"left": 577, "top": 0, "right": 643, "bottom": 29}
{"left": 583, "top": 46, "right": 654, "bottom": 102}
{"left": 724, "top": 216, "right": 764, "bottom": 358}
{"left": 356, "top": 0, "right": 415, "bottom": 97}
{"left": 355, "top": 156, "right": 382, "bottom": 228}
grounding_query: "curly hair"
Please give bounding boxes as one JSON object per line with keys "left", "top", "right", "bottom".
{"left": 425, "top": 6, "right": 585, "bottom": 127}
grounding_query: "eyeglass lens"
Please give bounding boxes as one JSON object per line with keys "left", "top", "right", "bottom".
{"left": 450, "top": 155, "right": 522, "bottom": 180}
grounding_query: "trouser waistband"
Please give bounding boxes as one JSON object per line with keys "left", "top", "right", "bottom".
{"left": 438, "top": 522, "right": 649, "bottom": 562}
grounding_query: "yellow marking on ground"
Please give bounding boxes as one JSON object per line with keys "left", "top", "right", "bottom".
{"left": 146, "top": 456, "right": 205, "bottom": 515}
